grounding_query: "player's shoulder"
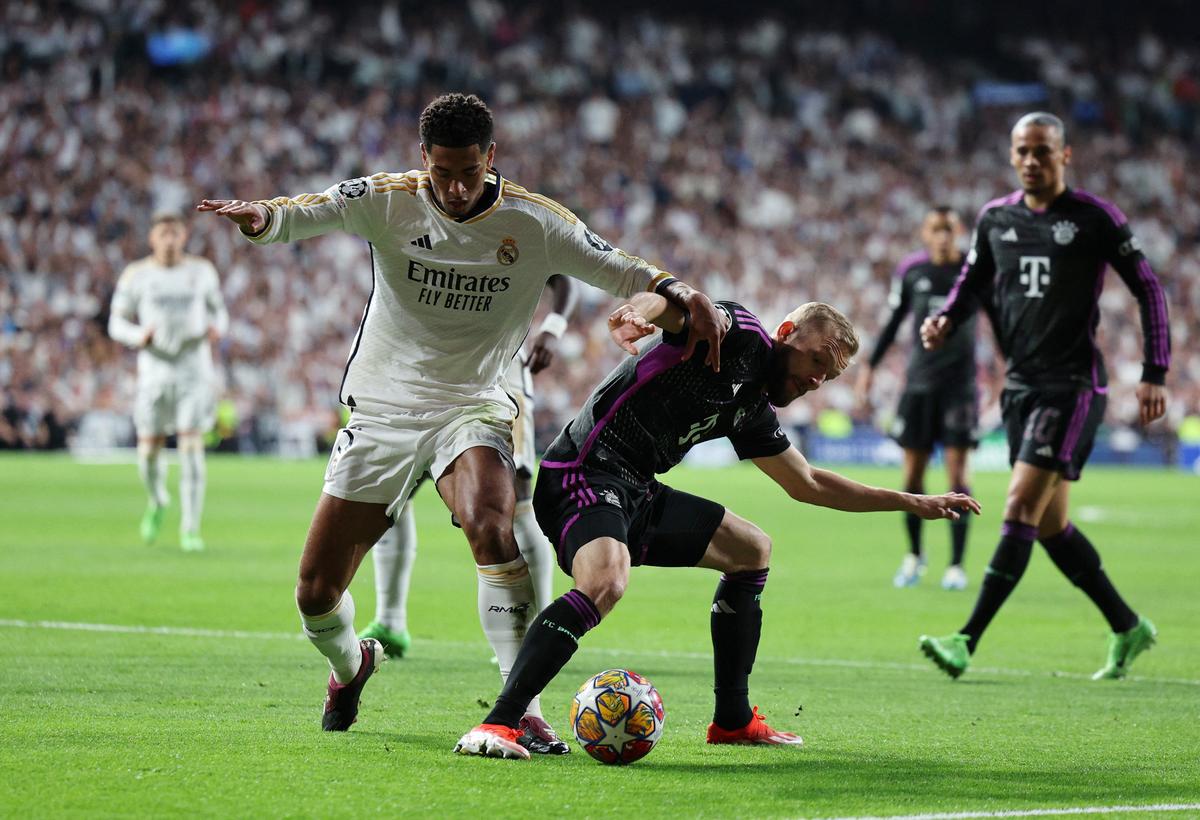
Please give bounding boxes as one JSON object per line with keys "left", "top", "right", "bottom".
{"left": 366, "top": 169, "right": 428, "bottom": 198}
{"left": 500, "top": 178, "right": 579, "bottom": 227}
{"left": 976, "top": 189, "right": 1024, "bottom": 223}
{"left": 1065, "top": 188, "right": 1128, "bottom": 228}
{"left": 894, "top": 249, "right": 931, "bottom": 279}
{"left": 717, "top": 301, "right": 775, "bottom": 349}
{"left": 117, "top": 256, "right": 155, "bottom": 285}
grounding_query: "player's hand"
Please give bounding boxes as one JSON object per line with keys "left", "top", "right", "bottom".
{"left": 1135, "top": 382, "right": 1167, "bottom": 426}
{"left": 608, "top": 304, "right": 658, "bottom": 356}
{"left": 920, "top": 315, "right": 951, "bottom": 350}
{"left": 908, "top": 491, "right": 981, "bottom": 521}
{"left": 139, "top": 326, "right": 156, "bottom": 349}
{"left": 527, "top": 331, "right": 557, "bottom": 374}
{"left": 683, "top": 291, "right": 724, "bottom": 372}
{"left": 196, "top": 199, "right": 267, "bottom": 234}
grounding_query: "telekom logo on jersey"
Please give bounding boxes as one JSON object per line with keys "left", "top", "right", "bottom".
{"left": 1018, "top": 256, "right": 1052, "bottom": 298}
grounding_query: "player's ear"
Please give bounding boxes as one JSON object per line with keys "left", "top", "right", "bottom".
{"left": 485, "top": 142, "right": 496, "bottom": 168}
{"left": 420, "top": 143, "right": 429, "bottom": 168}
{"left": 1062, "top": 144, "right": 1072, "bottom": 166}
{"left": 775, "top": 320, "right": 795, "bottom": 341}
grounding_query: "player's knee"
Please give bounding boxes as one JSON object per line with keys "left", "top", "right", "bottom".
{"left": 458, "top": 507, "right": 516, "bottom": 563}
{"left": 728, "top": 527, "right": 772, "bottom": 573}
{"left": 579, "top": 572, "right": 627, "bottom": 614}
{"left": 1002, "top": 491, "right": 1040, "bottom": 524}
{"left": 294, "top": 575, "right": 341, "bottom": 616}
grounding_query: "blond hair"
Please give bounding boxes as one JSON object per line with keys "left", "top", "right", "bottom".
{"left": 780, "top": 302, "right": 860, "bottom": 373}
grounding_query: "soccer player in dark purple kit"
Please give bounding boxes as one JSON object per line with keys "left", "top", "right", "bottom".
{"left": 455, "top": 295, "right": 981, "bottom": 759}
{"left": 856, "top": 207, "right": 979, "bottom": 590}
{"left": 918, "top": 112, "right": 1171, "bottom": 680}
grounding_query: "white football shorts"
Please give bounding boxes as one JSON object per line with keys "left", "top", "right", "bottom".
{"left": 322, "top": 400, "right": 515, "bottom": 520}
{"left": 134, "top": 378, "right": 215, "bottom": 437}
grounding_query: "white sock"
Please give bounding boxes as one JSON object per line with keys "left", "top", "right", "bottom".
{"left": 514, "top": 499, "right": 555, "bottom": 612}
{"left": 137, "top": 442, "right": 168, "bottom": 507}
{"left": 178, "top": 438, "right": 205, "bottom": 534}
{"left": 373, "top": 501, "right": 416, "bottom": 633}
{"left": 477, "top": 555, "right": 541, "bottom": 718}
{"left": 300, "top": 591, "right": 361, "bottom": 684}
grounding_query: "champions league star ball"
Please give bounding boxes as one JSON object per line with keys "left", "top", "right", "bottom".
{"left": 570, "top": 669, "right": 665, "bottom": 765}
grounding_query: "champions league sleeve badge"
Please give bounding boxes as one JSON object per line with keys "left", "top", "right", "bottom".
{"left": 338, "top": 179, "right": 368, "bottom": 199}
{"left": 497, "top": 236, "right": 519, "bottom": 265}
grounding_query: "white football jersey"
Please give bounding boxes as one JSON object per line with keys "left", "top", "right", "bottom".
{"left": 243, "top": 170, "right": 673, "bottom": 412}
{"left": 108, "top": 254, "right": 228, "bottom": 385}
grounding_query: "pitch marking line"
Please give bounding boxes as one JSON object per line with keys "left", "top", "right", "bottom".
{"left": 817, "top": 803, "right": 1200, "bottom": 819}
{"left": 3, "top": 618, "right": 1198, "bottom": 688}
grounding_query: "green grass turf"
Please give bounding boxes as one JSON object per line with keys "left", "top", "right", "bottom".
{"left": 1, "top": 453, "right": 1198, "bottom": 818}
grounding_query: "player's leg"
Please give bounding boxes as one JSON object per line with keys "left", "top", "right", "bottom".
{"left": 920, "top": 461, "right": 1060, "bottom": 677}
{"left": 175, "top": 380, "right": 215, "bottom": 551}
{"left": 1037, "top": 480, "right": 1155, "bottom": 679}
{"left": 513, "top": 473, "right": 555, "bottom": 612}
{"left": 697, "top": 512, "right": 802, "bottom": 744}
{"left": 963, "top": 462, "right": 1060, "bottom": 647}
{"left": 509, "top": 471, "right": 564, "bottom": 741}
{"left": 177, "top": 430, "right": 205, "bottom": 551}
{"left": 942, "top": 445, "right": 972, "bottom": 589}
{"left": 456, "top": 466, "right": 634, "bottom": 759}
{"left": 435, "top": 446, "right": 535, "bottom": 690}
{"left": 894, "top": 447, "right": 930, "bottom": 587}
{"left": 297, "top": 493, "right": 392, "bottom": 730}
{"left": 134, "top": 383, "right": 170, "bottom": 543}
{"left": 136, "top": 434, "right": 168, "bottom": 544}
{"left": 358, "top": 500, "right": 416, "bottom": 658}
{"left": 508, "top": 380, "right": 555, "bottom": 612}
{"left": 456, "top": 535, "right": 622, "bottom": 759}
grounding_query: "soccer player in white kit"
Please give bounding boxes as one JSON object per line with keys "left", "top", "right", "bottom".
{"left": 108, "top": 212, "right": 228, "bottom": 552}
{"left": 358, "top": 272, "right": 578, "bottom": 754}
{"left": 197, "top": 93, "right": 725, "bottom": 735}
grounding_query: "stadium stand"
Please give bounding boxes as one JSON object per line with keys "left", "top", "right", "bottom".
{"left": 1, "top": 1, "right": 1196, "bottom": 454}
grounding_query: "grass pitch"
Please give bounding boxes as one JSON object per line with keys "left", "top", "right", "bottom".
{"left": 1, "top": 454, "right": 1198, "bottom": 819}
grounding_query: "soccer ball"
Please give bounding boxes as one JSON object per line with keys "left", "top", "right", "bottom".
{"left": 569, "top": 669, "right": 665, "bottom": 765}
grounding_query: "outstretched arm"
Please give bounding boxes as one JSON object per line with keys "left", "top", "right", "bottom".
{"left": 196, "top": 177, "right": 382, "bottom": 245}
{"left": 753, "top": 446, "right": 981, "bottom": 520}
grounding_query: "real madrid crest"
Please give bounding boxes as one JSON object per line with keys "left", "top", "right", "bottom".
{"left": 1052, "top": 220, "right": 1077, "bottom": 245}
{"left": 497, "top": 236, "right": 519, "bottom": 265}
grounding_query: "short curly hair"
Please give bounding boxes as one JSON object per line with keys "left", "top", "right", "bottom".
{"left": 419, "top": 93, "right": 494, "bottom": 151}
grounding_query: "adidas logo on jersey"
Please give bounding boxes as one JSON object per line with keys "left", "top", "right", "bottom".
{"left": 1036, "top": 445, "right": 1054, "bottom": 457}
{"left": 1001, "top": 228, "right": 1018, "bottom": 242}
{"left": 410, "top": 234, "right": 432, "bottom": 250}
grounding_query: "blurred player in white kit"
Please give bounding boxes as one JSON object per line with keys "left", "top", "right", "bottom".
{"left": 108, "top": 212, "right": 228, "bottom": 551}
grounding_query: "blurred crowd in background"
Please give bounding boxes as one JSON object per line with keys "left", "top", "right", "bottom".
{"left": 2, "top": 0, "right": 1198, "bottom": 454}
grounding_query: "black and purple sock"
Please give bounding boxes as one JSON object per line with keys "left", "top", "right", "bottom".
{"left": 711, "top": 568, "right": 768, "bottom": 731}
{"left": 960, "top": 520, "right": 1036, "bottom": 654}
{"left": 484, "top": 589, "right": 601, "bottom": 728}
{"left": 1041, "top": 523, "right": 1138, "bottom": 633}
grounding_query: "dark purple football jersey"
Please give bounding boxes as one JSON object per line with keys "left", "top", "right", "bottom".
{"left": 541, "top": 302, "right": 790, "bottom": 484}
{"left": 941, "top": 188, "right": 1170, "bottom": 391}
